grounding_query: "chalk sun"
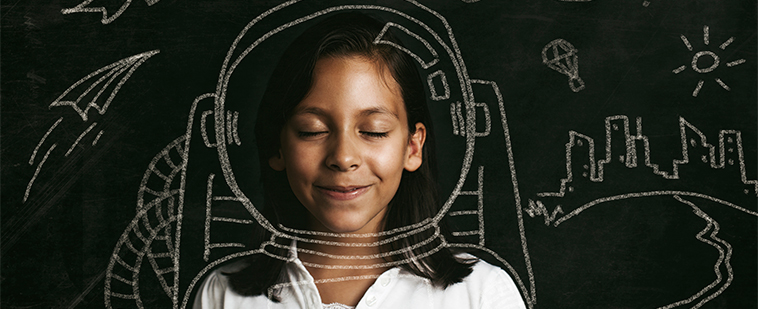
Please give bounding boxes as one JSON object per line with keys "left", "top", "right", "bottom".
{"left": 672, "top": 25, "right": 746, "bottom": 97}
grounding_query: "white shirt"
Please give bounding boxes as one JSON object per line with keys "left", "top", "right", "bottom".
{"left": 193, "top": 244, "right": 526, "bottom": 309}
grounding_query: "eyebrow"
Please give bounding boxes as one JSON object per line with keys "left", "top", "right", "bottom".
{"left": 358, "top": 106, "right": 400, "bottom": 120}
{"left": 293, "top": 106, "right": 400, "bottom": 120}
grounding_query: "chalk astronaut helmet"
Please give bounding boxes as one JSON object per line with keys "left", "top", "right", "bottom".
{"left": 204, "top": 0, "right": 491, "bottom": 262}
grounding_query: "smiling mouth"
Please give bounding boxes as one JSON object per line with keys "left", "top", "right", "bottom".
{"left": 316, "top": 185, "right": 370, "bottom": 201}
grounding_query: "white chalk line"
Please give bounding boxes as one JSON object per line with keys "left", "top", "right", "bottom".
{"left": 477, "top": 166, "right": 485, "bottom": 246}
{"left": 265, "top": 227, "right": 441, "bottom": 261}
{"left": 65, "top": 122, "right": 98, "bottom": 157}
{"left": 538, "top": 115, "right": 758, "bottom": 197}
{"left": 74, "top": 64, "right": 133, "bottom": 116}
{"left": 211, "top": 3, "right": 478, "bottom": 242}
{"left": 726, "top": 59, "right": 745, "bottom": 67}
{"left": 541, "top": 39, "right": 584, "bottom": 92}
{"left": 49, "top": 50, "right": 159, "bottom": 122}
{"left": 374, "top": 22, "right": 439, "bottom": 69}
{"left": 524, "top": 199, "right": 564, "bottom": 226}
{"left": 539, "top": 190, "right": 739, "bottom": 308}
{"left": 277, "top": 217, "right": 433, "bottom": 238}
{"left": 673, "top": 27, "right": 747, "bottom": 97}
{"left": 82, "top": 2, "right": 532, "bottom": 308}
{"left": 61, "top": 0, "right": 132, "bottom": 24}
{"left": 719, "top": 37, "right": 734, "bottom": 50}
{"left": 106, "top": 134, "right": 189, "bottom": 309}
{"left": 212, "top": 217, "right": 254, "bottom": 225}
{"left": 261, "top": 239, "right": 447, "bottom": 270}
{"left": 270, "top": 224, "right": 439, "bottom": 248}
{"left": 553, "top": 191, "right": 757, "bottom": 227}
{"left": 427, "top": 70, "right": 450, "bottom": 101}
{"left": 680, "top": 35, "right": 693, "bottom": 51}
{"left": 61, "top": 0, "right": 160, "bottom": 25}
{"left": 137, "top": 136, "right": 187, "bottom": 210}
{"left": 92, "top": 130, "right": 105, "bottom": 146}
{"left": 692, "top": 80, "right": 704, "bottom": 97}
{"left": 105, "top": 200, "right": 178, "bottom": 309}
{"left": 471, "top": 79, "right": 535, "bottom": 304}
{"left": 456, "top": 101, "right": 465, "bottom": 135}
{"left": 29, "top": 117, "right": 63, "bottom": 165}
{"left": 655, "top": 196, "right": 733, "bottom": 309}
{"left": 714, "top": 78, "right": 730, "bottom": 91}
{"left": 449, "top": 210, "right": 478, "bottom": 216}
{"left": 206, "top": 4, "right": 485, "bottom": 294}
{"left": 23, "top": 144, "right": 57, "bottom": 203}
{"left": 166, "top": 92, "right": 209, "bottom": 308}
{"left": 204, "top": 173, "right": 215, "bottom": 262}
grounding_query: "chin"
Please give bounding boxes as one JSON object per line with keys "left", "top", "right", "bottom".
{"left": 323, "top": 222, "right": 367, "bottom": 234}
{"left": 319, "top": 216, "right": 374, "bottom": 234}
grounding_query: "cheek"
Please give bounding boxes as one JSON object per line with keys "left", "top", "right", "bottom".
{"left": 283, "top": 144, "right": 319, "bottom": 179}
{"left": 372, "top": 141, "right": 408, "bottom": 178}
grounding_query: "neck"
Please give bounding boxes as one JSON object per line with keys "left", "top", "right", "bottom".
{"left": 298, "top": 234, "right": 389, "bottom": 306}
{"left": 297, "top": 233, "right": 387, "bottom": 269}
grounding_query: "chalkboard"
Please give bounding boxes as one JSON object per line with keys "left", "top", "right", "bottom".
{"left": 2, "top": 0, "right": 756, "bottom": 308}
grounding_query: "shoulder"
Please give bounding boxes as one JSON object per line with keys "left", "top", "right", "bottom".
{"left": 192, "top": 260, "right": 264, "bottom": 309}
{"left": 455, "top": 253, "right": 527, "bottom": 309}
{"left": 193, "top": 267, "right": 229, "bottom": 309}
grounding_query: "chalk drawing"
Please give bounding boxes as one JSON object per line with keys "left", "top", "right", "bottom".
{"left": 541, "top": 192, "right": 738, "bottom": 309}
{"left": 428, "top": 70, "right": 450, "bottom": 101}
{"left": 24, "top": 144, "right": 58, "bottom": 203}
{"left": 374, "top": 22, "right": 440, "bottom": 69}
{"left": 526, "top": 115, "right": 755, "bottom": 308}
{"left": 23, "top": 50, "right": 159, "bottom": 203}
{"left": 536, "top": 115, "right": 758, "bottom": 200}
{"left": 92, "top": 130, "right": 105, "bottom": 146}
{"left": 65, "top": 122, "right": 98, "bottom": 157}
{"left": 49, "top": 50, "right": 159, "bottom": 122}
{"left": 201, "top": 2, "right": 535, "bottom": 306}
{"left": 62, "top": 0, "right": 161, "bottom": 25}
{"left": 104, "top": 2, "right": 534, "bottom": 308}
{"left": 105, "top": 134, "right": 188, "bottom": 309}
{"left": 673, "top": 26, "right": 746, "bottom": 97}
{"left": 541, "top": 39, "right": 585, "bottom": 92}
{"left": 662, "top": 196, "right": 733, "bottom": 309}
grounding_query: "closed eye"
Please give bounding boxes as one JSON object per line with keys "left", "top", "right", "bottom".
{"left": 361, "top": 131, "right": 389, "bottom": 138}
{"left": 298, "top": 131, "right": 327, "bottom": 138}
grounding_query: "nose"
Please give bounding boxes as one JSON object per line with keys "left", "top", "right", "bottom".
{"left": 325, "top": 132, "right": 361, "bottom": 171}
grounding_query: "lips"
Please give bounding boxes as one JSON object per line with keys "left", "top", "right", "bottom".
{"left": 316, "top": 185, "right": 371, "bottom": 201}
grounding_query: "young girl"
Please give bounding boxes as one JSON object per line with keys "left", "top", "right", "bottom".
{"left": 194, "top": 12, "right": 526, "bottom": 309}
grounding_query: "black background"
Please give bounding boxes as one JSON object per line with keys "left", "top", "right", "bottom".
{"left": 2, "top": 0, "right": 756, "bottom": 308}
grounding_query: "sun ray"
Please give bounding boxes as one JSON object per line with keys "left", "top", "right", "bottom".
{"left": 726, "top": 59, "right": 746, "bottom": 67}
{"left": 719, "top": 37, "right": 734, "bottom": 50}
{"left": 692, "top": 80, "right": 704, "bottom": 97}
{"left": 680, "top": 35, "right": 693, "bottom": 51}
{"left": 715, "top": 78, "right": 730, "bottom": 91}
{"left": 674, "top": 26, "right": 744, "bottom": 97}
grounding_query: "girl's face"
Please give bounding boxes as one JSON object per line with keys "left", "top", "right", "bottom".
{"left": 269, "top": 56, "right": 426, "bottom": 234}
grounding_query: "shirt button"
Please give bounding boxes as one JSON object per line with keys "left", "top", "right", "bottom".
{"left": 366, "top": 296, "right": 377, "bottom": 306}
{"left": 380, "top": 277, "right": 390, "bottom": 286}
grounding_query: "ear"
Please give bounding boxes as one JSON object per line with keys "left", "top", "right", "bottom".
{"left": 269, "top": 150, "right": 286, "bottom": 171}
{"left": 404, "top": 123, "right": 426, "bottom": 172}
